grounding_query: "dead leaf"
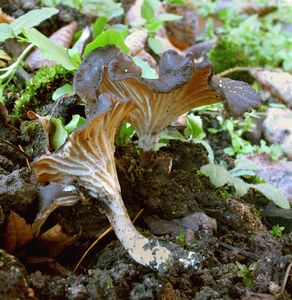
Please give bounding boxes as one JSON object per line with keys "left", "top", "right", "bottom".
{"left": 251, "top": 69, "right": 292, "bottom": 106}
{"left": 125, "top": 29, "right": 147, "bottom": 56}
{"left": 0, "top": 50, "right": 11, "bottom": 67}
{"left": 0, "top": 102, "right": 10, "bottom": 125}
{"left": 0, "top": 8, "right": 14, "bottom": 23}
{"left": 37, "top": 223, "right": 78, "bottom": 258}
{"left": 4, "top": 211, "right": 33, "bottom": 253}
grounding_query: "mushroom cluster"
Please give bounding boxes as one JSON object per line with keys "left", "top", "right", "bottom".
{"left": 74, "top": 46, "right": 262, "bottom": 151}
{"left": 33, "top": 46, "right": 262, "bottom": 271}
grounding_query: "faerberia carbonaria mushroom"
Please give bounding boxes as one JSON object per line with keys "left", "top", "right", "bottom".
{"left": 32, "top": 94, "right": 201, "bottom": 271}
{"left": 74, "top": 46, "right": 262, "bottom": 151}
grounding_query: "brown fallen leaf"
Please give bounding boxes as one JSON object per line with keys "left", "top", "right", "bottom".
{"left": 25, "top": 21, "right": 78, "bottom": 71}
{"left": 36, "top": 223, "right": 78, "bottom": 258}
{"left": 0, "top": 102, "right": 10, "bottom": 125}
{"left": 125, "top": 29, "right": 148, "bottom": 56}
{"left": 251, "top": 69, "right": 292, "bottom": 106}
{"left": 0, "top": 8, "right": 14, "bottom": 23}
{"left": 0, "top": 49, "right": 11, "bottom": 67}
{"left": 4, "top": 211, "right": 33, "bottom": 254}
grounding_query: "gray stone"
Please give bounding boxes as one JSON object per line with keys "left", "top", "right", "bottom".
{"left": 262, "top": 108, "right": 292, "bottom": 159}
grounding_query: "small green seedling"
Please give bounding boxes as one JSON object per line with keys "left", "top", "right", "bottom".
{"left": 200, "top": 158, "right": 290, "bottom": 209}
{"left": 269, "top": 225, "right": 285, "bottom": 237}
{"left": 236, "top": 261, "right": 258, "bottom": 288}
{"left": 176, "top": 232, "right": 186, "bottom": 248}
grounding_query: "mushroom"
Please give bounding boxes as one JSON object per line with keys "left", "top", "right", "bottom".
{"left": 32, "top": 94, "right": 201, "bottom": 271}
{"left": 74, "top": 46, "right": 262, "bottom": 151}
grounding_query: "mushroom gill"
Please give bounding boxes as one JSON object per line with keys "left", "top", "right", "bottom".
{"left": 32, "top": 95, "right": 201, "bottom": 271}
{"left": 74, "top": 46, "right": 262, "bottom": 151}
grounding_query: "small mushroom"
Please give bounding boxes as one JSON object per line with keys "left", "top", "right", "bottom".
{"left": 32, "top": 94, "right": 200, "bottom": 271}
{"left": 74, "top": 46, "right": 262, "bottom": 151}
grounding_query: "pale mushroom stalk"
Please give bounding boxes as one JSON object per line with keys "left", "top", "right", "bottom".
{"left": 32, "top": 97, "right": 200, "bottom": 271}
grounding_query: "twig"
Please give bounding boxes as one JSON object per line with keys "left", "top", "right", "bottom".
{"left": 18, "top": 144, "right": 31, "bottom": 170}
{"left": 281, "top": 261, "right": 292, "bottom": 294}
{"left": 74, "top": 208, "right": 144, "bottom": 272}
{"left": 217, "top": 240, "right": 261, "bottom": 260}
{"left": 217, "top": 67, "right": 256, "bottom": 77}
{"left": 0, "top": 137, "right": 31, "bottom": 160}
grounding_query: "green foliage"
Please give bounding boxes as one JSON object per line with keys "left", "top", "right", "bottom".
{"left": 208, "top": 115, "right": 256, "bottom": 158}
{"left": 51, "top": 114, "right": 86, "bottom": 150}
{"left": 200, "top": 159, "right": 290, "bottom": 209}
{"left": 139, "top": 0, "right": 182, "bottom": 53}
{"left": 41, "top": 0, "right": 123, "bottom": 20}
{"left": 176, "top": 233, "right": 186, "bottom": 248}
{"left": 269, "top": 225, "right": 285, "bottom": 237}
{"left": 12, "top": 65, "right": 71, "bottom": 120}
{"left": 132, "top": 57, "right": 158, "bottom": 79}
{"left": 23, "top": 28, "right": 77, "bottom": 70}
{"left": 198, "top": 1, "right": 292, "bottom": 72}
{"left": 52, "top": 84, "right": 74, "bottom": 101}
{"left": 184, "top": 114, "right": 204, "bottom": 140}
{"left": 92, "top": 17, "right": 108, "bottom": 38}
{"left": 0, "top": 7, "right": 58, "bottom": 43}
{"left": 83, "top": 28, "right": 130, "bottom": 56}
{"left": 236, "top": 261, "right": 258, "bottom": 288}
{"left": 115, "top": 122, "right": 136, "bottom": 146}
{"left": 257, "top": 140, "right": 284, "bottom": 161}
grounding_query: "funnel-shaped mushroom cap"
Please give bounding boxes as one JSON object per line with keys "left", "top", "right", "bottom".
{"left": 32, "top": 95, "right": 133, "bottom": 200}
{"left": 74, "top": 46, "right": 262, "bottom": 151}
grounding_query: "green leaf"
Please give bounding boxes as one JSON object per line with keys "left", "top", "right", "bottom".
{"left": 0, "top": 24, "right": 14, "bottom": 43}
{"left": 184, "top": 114, "right": 204, "bottom": 139}
{"left": 200, "top": 163, "right": 248, "bottom": 196}
{"left": 158, "top": 13, "right": 182, "bottom": 21}
{"left": 148, "top": 37, "right": 163, "bottom": 54}
{"left": 83, "top": 28, "right": 130, "bottom": 56}
{"left": 249, "top": 183, "right": 290, "bottom": 209}
{"left": 200, "top": 164, "right": 231, "bottom": 188}
{"left": 23, "top": 28, "right": 76, "bottom": 70}
{"left": 64, "top": 114, "right": 86, "bottom": 134}
{"left": 166, "top": 0, "right": 185, "bottom": 4}
{"left": 10, "top": 7, "right": 59, "bottom": 35}
{"left": 51, "top": 118, "right": 68, "bottom": 150}
{"left": 133, "top": 57, "right": 158, "bottom": 79}
{"left": 116, "top": 122, "right": 135, "bottom": 146}
{"left": 146, "top": 19, "right": 163, "bottom": 32}
{"left": 92, "top": 16, "right": 107, "bottom": 38}
{"left": 233, "top": 158, "right": 260, "bottom": 172}
{"left": 52, "top": 84, "right": 74, "bottom": 101}
{"left": 141, "top": 0, "right": 155, "bottom": 21}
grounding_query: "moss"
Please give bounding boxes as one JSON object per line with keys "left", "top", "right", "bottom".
{"left": 12, "top": 65, "right": 73, "bottom": 121}
{"left": 20, "top": 120, "right": 47, "bottom": 158}
{"left": 208, "top": 37, "right": 254, "bottom": 83}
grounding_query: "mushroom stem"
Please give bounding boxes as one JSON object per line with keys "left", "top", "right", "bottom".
{"left": 105, "top": 194, "right": 172, "bottom": 271}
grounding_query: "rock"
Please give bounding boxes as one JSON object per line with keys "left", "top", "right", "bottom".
{"left": 251, "top": 70, "right": 292, "bottom": 106}
{"left": 0, "top": 249, "right": 33, "bottom": 299}
{"left": 143, "top": 212, "right": 217, "bottom": 240}
{"left": 0, "top": 167, "right": 38, "bottom": 215}
{"left": 246, "top": 154, "right": 292, "bottom": 201}
{"left": 262, "top": 108, "right": 292, "bottom": 159}
{"left": 264, "top": 202, "right": 292, "bottom": 232}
